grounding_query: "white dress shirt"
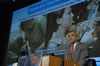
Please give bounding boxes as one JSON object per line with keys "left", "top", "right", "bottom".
{"left": 72, "top": 42, "right": 78, "bottom": 51}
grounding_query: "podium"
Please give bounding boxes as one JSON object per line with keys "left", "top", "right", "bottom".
{"left": 41, "top": 55, "right": 80, "bottom": 66}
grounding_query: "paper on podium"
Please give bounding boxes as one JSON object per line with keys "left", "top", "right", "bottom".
{"left": 41, "top": 55, "right": 61, "bottom": 66}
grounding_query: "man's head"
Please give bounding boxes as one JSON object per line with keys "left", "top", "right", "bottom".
{"left": 68, "top": 31, "right": 79, "bottom": 44}
{"left": 30, "top": 54, "right": 38, "bottom": 64}
{"left": 20, "top": 18, "right": 35, "bottom": 34}
{"left": 56, "top": 7, "right": 74, "bottom": 29}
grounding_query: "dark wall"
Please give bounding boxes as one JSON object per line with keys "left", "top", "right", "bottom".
{"left": 0, "top": 2, "right": 12, "bottom": 66}
{"left": 0, "top": 0, "right": 40, "bottom": 66}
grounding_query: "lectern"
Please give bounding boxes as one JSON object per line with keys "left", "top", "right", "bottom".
{"left": 40, "top": 55, "right": 80, "bottom": 66}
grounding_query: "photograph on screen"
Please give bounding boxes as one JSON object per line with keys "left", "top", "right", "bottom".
{"left": 7, "top": 0, "right": 100, "bottom": 66}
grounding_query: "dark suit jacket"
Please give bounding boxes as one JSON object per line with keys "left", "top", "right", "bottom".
{"left": 64, "top": 42, "right": 89, "bottom": 66}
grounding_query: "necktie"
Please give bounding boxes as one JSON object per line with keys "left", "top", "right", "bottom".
{"left": 71, "top": 44, "right": 74, "bottom": 59}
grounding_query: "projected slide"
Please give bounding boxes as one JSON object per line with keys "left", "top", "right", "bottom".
{"left": 7, "top": 0, "right": 100, "bottom": 66}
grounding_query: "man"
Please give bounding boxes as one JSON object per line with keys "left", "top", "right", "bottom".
{"left": 64, "top": 31, "right": 89, "bottom": 66}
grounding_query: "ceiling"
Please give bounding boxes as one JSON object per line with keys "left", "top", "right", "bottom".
{"left": 0, "top": 0, "right": 10, "bottom": 5}
{"left": 0, "top": 0, "right": 40, "bottom": 10}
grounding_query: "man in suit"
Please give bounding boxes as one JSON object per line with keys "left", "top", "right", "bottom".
{"left": 64, "top": 31, "right": 89, "bottom": 66}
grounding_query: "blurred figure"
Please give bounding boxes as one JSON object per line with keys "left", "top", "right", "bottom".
{"left": 20, "top": 16, "right": 47, "bottom": 53}
{"left": 30, "top": 54, "right": 38, "bottom": 64}
{"left": 36, "top": 7, "right": 74, "bottom": 51}
{"left": 47, "top": 7, "right": 74, "bottom": 50}
{"left": 13, "top": 62, "right": 18, "bottom": 66}
{"left": 25, "top": 54, "right": 41, "bottom": 66}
